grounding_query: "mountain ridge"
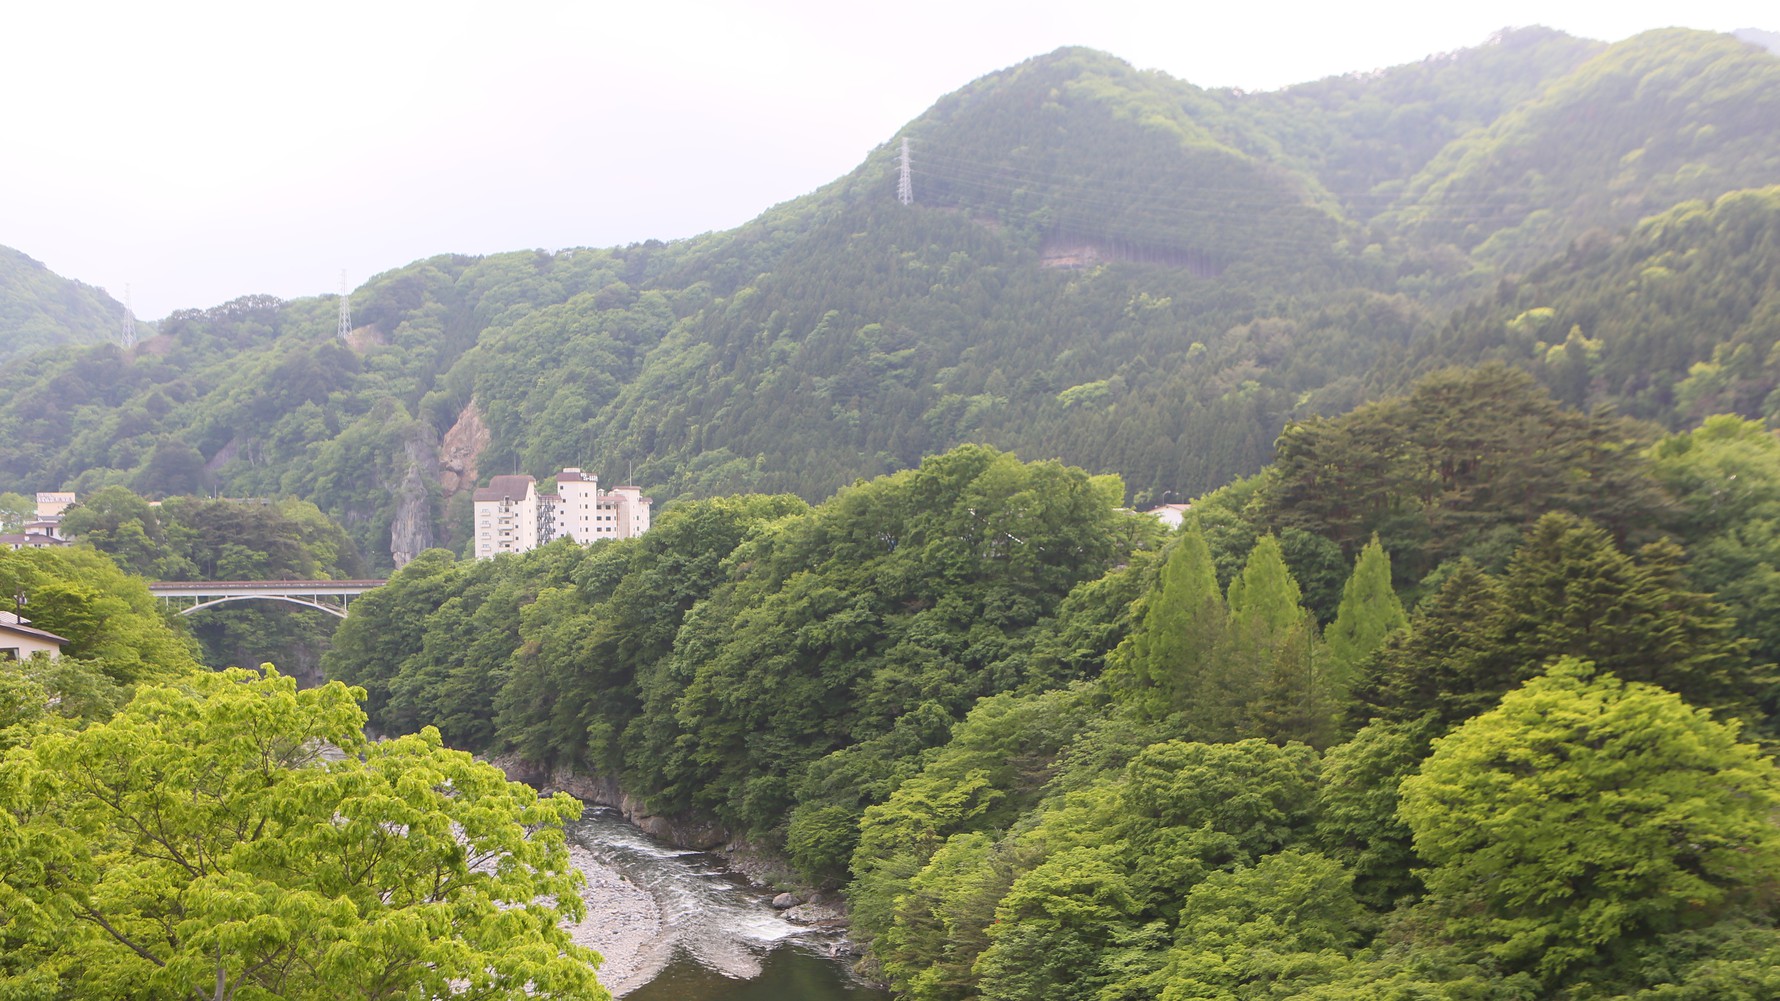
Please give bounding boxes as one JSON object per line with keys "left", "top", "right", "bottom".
{"left": 3, "top": 27, "right": 1778, "bottom": 569}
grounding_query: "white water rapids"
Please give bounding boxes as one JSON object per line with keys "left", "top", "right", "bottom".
{"left": 559, "top": 807, "right": 830, "bottom": 997}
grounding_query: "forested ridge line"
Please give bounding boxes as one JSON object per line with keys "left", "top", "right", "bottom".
{"left": 3, "top": 28, "right": 1777, "bottom": 570}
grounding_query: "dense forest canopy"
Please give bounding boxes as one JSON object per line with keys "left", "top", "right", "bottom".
{"left": 3, "top": 27, "right": 1778, "bottom": 570}
{"left": 310, "top": 380, "right": 1780, "bottom": 998}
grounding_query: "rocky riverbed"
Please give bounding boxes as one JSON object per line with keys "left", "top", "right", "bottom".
{"left": 557, "top": 808, "right": 861, "bottom": 997}
{"left": 562, "top": 843, "right": 672, "bottom": 995}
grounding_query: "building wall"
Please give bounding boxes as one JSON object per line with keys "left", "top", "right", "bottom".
{"left": 557, "top": 473, "right": 599, "bottom": 543}
{"left": 35, "top": 492, "right": 75, "bottom": 521}
{"left": 472, "top": 469, "right": 650, "bottom": 557}
{"left": 474, "top": 496, "right": 528, "bottom": 559}
{"left": 0, "top": 627, "right": 62, "bottom": 661}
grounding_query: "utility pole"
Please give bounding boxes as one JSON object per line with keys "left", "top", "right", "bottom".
{"left": 121, "top": 284, "right": 136, "bottom": 349}
{"left": 337, "top": 270, "right": 352, "bottom": 342}
{"left": 898, "top": 137, "right": 914, "bottom": 206}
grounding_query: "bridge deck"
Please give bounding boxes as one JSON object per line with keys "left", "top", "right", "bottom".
{"left": 149, "top": 579, "right": 387, "bottom": 598}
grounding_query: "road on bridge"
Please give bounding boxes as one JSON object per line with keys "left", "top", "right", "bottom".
{"left": 148, "top": 579, "right": 388, "bottom": 618}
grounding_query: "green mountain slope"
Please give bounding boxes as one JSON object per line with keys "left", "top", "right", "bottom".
{"left": 1387, "top": 185, "right": 1780, "bottom": 425}
{"left": 1248, "top": 26, "right": 1605, "bottom": 219}
{"left": 2, "top": 29, "right": 1778, "bottom": 569}
{"left": 0, "top": 246, "right": 129, "bottom": 363}
{"left": 1383, "top": 29, "right": 1780, "bottom": 269}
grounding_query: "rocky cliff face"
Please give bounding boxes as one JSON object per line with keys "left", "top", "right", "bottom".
{"left": 489, "top": 756, "right": 731, "bottom": 850}
{"left": 438, "top": 399, "right": 490, "bottom": 499}
{"left": 387, "top": 430, "right": 437, "bottom": 568}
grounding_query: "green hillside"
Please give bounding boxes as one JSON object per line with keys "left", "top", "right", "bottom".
{"left": 0, "top": 245, "right": 129, "bottom": 363}
{"left": 1383, "top": 29, "right": 1780, "bottom": 270}
{"left": 2, "top": 28, "right": 1778, "bottom": 569}
{"left": 1388, "top": 186, "right": 1780, "bottom": 424}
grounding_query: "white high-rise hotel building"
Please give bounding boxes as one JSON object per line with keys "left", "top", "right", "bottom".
{"left": 471, "top": 468, "right": 651, "bottom": 559}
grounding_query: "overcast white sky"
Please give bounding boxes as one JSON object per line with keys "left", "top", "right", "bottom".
{"left": 1, "top": 0, "right": 1773, "bottom": 320}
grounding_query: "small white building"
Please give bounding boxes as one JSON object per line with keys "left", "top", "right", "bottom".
{"left": 35, "top": 492, "right": 76, "bottom": 525}
{"left": 1146, "top": 503, "right": 1192, "bottom": 529}
{"left": 472, "top": 468, "right": 652, "bottom": 559}
{"left": 0, "top": 611, "right": 67, "bottom": 661}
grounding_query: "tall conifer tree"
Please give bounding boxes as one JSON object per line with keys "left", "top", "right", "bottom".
{"left": 1325, "top": 535, "right": 1408, "bottom": 687}
{"left": 1112, "top": 518, "right": 1227, "bottom": 723}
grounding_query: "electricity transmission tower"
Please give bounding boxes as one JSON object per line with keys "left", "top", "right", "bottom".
{"left": 898, "top": 137, "right": 914, "bottom": 206}
{"left": 337, "top": 271, "right": 352, "bottom": 342}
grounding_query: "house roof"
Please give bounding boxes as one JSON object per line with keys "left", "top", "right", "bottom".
{"left": 472, "top": 474, "right": 536, "bottom": 503}
{"left": 0, "top": 533, "right": 67, "bottom": 548}
{"left": 555, "top": 468, "right": 593, "bottom": 483}
{"left": 0, "top": 620, "right": 69, "bottom": 646}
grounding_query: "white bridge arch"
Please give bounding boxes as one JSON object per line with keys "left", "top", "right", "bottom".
{"left": 148, "top": 580, "right": 387, "bottom": 619}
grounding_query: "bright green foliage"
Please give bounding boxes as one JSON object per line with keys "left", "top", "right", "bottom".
{"left": 880, "top": 831, "right": 1010, "bottom": 1001}
{"left": 1226, "top": 536, "right": 1337, "bottom": 746}
{"left": 1116, "top": 739, "right": 1320, "bottom": 919}
{"left": 1110, "top": 519, "right": 1227, "bottom": 722}
{"left": 1148, "top": 851, "right": 1368, "bottom": 1001}
{"left": 0, "top": 668, "right": 604, "bottom": 1000}
{"left": 1400, "top": 659, "right": 1780, "bottom": 985}
{"left": 0, "top": 546, "right": 200, "bottom": 702}
{"left": 1649, "top": 415, "right": 1780, "bottom": 669}
{"left": 972, "top": 845, "right": 1138, "bottom": 1001}
{"left": 1228, "top": 535, "right": 1306, "bottom": 636}
{"left": 850, "top": 685, "right": 1096, "bottom": 946}
{"left": 1324, "top": 535, "right": 1407, "bottom": 685}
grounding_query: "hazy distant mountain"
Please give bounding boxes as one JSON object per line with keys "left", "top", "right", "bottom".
{"left": 1734, "top": 27, "right": 1780, "bottom": 53}
{"left": 3, "top": 26, "right": 1779, "bottom": 568}
{"left": 0, "top": 245, "right": 129, "bottom": 363}
{"left": 1382, "top": 28, "right": 1780, "bottom": 269}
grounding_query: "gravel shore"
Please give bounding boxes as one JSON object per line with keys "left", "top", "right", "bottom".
{"left": 562, "top": 844, "right": 671, "bottom": 996}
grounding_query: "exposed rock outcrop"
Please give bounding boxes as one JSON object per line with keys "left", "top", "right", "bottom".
{"left": 438, "top": 399, "right": 490, "bottom": 499}
{"left": 387, "top": 430, "right": 437, "bottom": 568}
{"left": 490, "top": 756, "right": 731, "bottom": 850}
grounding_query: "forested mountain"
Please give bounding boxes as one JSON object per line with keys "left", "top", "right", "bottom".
{"left": 2, "top": 27, "right": 1777, "bottom": 569}
{"left": 0, "top": 245, "right": 129, "bottom": 363}
{"left": 1387, "top": 186, "right": 1780, "bottom": 423}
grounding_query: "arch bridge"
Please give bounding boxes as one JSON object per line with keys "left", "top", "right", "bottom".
{"left": 148, "top": 580, "right": 387, "bottom": 619}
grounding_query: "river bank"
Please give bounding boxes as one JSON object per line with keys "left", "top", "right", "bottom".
{"left": 492, "top": 758, "right": 868, "bottom": 993}
{"left": 561, "top": 842, "right": 671, "bottom": 995}
{"left": 556, "top": 808, "right": 877, "bottom": 999}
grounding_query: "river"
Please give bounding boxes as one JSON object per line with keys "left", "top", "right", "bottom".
{"left": 561, "top": 807, "right": 891, "bottom": 1001}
